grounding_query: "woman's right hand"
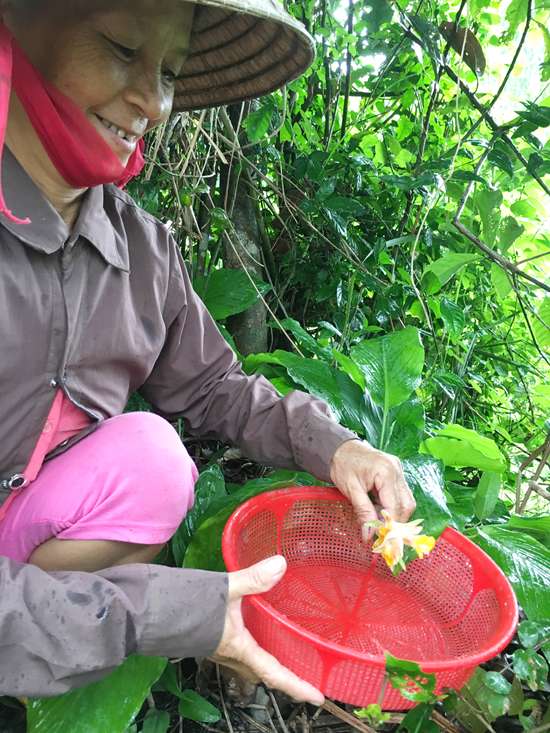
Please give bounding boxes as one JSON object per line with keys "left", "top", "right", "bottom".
{"left": 210, "top": 556, "right": 324, "bottom": 705}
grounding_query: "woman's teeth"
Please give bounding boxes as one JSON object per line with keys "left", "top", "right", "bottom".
{"left": 99, "top": 117, "right": 137, "bottom": 143}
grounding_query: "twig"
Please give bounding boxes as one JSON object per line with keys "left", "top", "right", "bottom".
{"left": 321, "top": 700, "right": 376, "bottom": 733}
{"left": 456, "top": 694, "right": 497, "bottom": 733}
{"left": 267, "top": 691, "right": 291, "bottom": 733}
{"left": 216, "top": 663, "right": 235, "bottom": 733}
{"left": 236, "top": 709, "right": 275, "bottom": 733}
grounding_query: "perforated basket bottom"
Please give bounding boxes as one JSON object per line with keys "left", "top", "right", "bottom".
{"left": 264, "top": 565, "right": 455, "bottom": 661}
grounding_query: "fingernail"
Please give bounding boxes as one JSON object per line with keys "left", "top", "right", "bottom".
{"left": 262, "top": 555, "right": 286, "bottom": 577}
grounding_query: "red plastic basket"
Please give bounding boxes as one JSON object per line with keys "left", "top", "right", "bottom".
{"left": 222, "top": 486, "right": 518, "bottom": 709}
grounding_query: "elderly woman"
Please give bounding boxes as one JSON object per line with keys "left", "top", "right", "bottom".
{"left": 0, "top": 0, "right": 414, "bottom": 701}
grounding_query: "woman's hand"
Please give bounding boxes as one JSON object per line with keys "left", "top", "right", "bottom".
{"left": 330, "top": 439, "right": 415, "bottom": 540}
{"left": 210, "top": 556, "right": 324, "bottom": 705}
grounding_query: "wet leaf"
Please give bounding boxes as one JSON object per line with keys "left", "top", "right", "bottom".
{"left": 513, "top": 648, "right": 549, "bottom": 691}
{"left": 27, "top": 656, "right": 167, "bottom": 733}
{"left": 470, "top": 526, "right": 550, "bottom": 620}
{"left": 350, "top": 326, "right": 424, "bottom": 410}
{"left": 420, "top": 425, "right": 507, "bottom": 472}
{"left": 177, "top": 690, "right": 221, "bottom": 722}
{"left": 483, "top": 671, "right": 511, "bottom": 695}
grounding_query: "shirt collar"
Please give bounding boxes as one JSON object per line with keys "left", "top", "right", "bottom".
{"left": 0, "top": 147, "right": 130, "bottom": 272}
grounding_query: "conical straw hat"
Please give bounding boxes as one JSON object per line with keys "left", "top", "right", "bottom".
{"left": 174, "top": 0, "right": 315, "bottom": 111}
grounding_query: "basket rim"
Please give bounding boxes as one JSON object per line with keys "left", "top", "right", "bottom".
{"left": 222, "top": 485, "right": 519, "bottom": 672}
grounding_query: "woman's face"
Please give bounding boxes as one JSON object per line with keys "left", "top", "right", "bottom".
{"left": 5, "top": 0, "right": 195, "bottom": 165}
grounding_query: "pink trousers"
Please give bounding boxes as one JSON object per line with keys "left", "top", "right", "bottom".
{"left": 0, "top": 413, "right": 197, "bottom": 563}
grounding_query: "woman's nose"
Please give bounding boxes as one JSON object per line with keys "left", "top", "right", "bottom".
{"left": 124, "top": 69, "right": 172, "bottom": 125}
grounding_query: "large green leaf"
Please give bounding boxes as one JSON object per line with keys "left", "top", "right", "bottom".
{"left": 474, "top": 471, "right": 501, "bottom": 521}
{"left": 402, "top": 454, "right": 451, "bottom": 540}
{"left": 27, "top": 656, "right": 167, "bottom": 733}
{"left": 193, "top": 269, "right": 271, "bottom": 321}
{"left": 470, "top": 526, "right": 550, "bottom": 619}
{"left": 420, "top": 424, "right": 507, "bottom": 472}
{"left": 440, "top": 297, "right": 465, "bottom": 338}
{"left": 172, "top": 464, "right": 227, "bottom": 566}
{"left": 476, "top": 189, "right": 502, "bottom": 248}
{"left": 422, "top": 254, "right": 479, "bottom": 295}
{"left": 360, "top": 392, "right": 425, "bottom": 457}
{"left": 502, "top": 515, "right": 550, "bottom": 547}
{"left": 244, "top": 351, "right": 343, "bottom": 420}
{"left": 184, "top": 471, "right": 318, "bottom": 571}
{"left": 350, "top": 327, "right": 424, "bottom": 411}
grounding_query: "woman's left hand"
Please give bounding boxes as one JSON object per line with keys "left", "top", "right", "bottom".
{"left": 330, "top": 439, "right": 415, "bottom": 540}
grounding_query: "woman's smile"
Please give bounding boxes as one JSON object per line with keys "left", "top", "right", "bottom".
{"left": 94, "top": 113, "right": 143, "bottom": 160}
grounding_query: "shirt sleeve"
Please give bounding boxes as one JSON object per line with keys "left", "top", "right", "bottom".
{"left": 140, "top": 243, "right": 357, "bottom": 483}
{"left": 0, "top": 558, "right": 227, "bottom": 697}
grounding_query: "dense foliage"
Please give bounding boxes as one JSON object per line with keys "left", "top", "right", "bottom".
{"left": 15, "top": 0, "right": 550, "bottom": 730}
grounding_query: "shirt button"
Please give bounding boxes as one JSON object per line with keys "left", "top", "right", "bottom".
{"left": 43, "top": 421, "right": 53, "bottom": 434}
{"left": 49, "top": 379, "right": 58, "bottom": 388}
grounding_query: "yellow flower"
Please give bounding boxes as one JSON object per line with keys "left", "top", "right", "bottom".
{"left": 365, "top": 511, "right": 436, "bottom": 571}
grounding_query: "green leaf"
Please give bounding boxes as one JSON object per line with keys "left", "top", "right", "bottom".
{"left": 323, "top": 196, "right": 366, "bottom": 220}
{"left": 483, "top": 671, "right": 511, "bottom": 695}
{"left": 420, "top": 424, "right": 507, "bottom": 472}
{"left": 397, "top": 702, "right": 438, "bottom": 733}
{"left": 533, "top": 297, "right": 550, "bottom": 348}
{"left": 513, "top": 648, "right": 549, "bottom": 691}
{"left": 517, "top": 101, "right": 550, "bottom": 127}
{"left": 503, "top": 0, "right": 528, "bottom": 43}
{"left": 470, "top": 526, "right": 550, "bottom": 620}
{"left": 244, "top": 351, "right": 343, "bottom": 419}
{"left": 491, "top": 263, "right": 512, "bottom": 299}
{"left": 183, "top": 471, "right": 313, "bottom": 571}
{"left": 499, "top": 216, "right": 524, "bottom": 253}
{"left": 386, "top": 397, "right": 426, "bottom": 458}
{"left": 364, "top": 0, "right": 393, "bottom": 32}
{"left": 476, "top": 189, "right": 502, "bottom": 247}
{"left": 488, "top": 149, "right": 515, "bottom": 178}
{"left": 422, "top": 254, "right": 479, "bottom": 294}
{"left": 385, "top": 652, "right": 437, "bottom": 702}
{"left": 194, "top": 269, "right": 271, "bottom": 321}
{"left": 172, "top": 464, "right": 227, "bottom": 566}
{"left": 243, "top": 102, "right": 277, "bottom": 142}
{"left": 142, "top": 710, "right": 171, "bottom": 733}
{"left": 350, "top": 327, "right": 424, "bottom": 410}
{"left": 332, "top": 350, "right": 367, "bottom": 391}
{"left": 27, "top": 656, "right": 167, "bottom": 733}
{"left": 440, "top": 297, "right": 465, "bottom": 337}
{"left": 407, "top": 14, "right": 441, "bottom": 76}
{"left": 510, "top": 199, "right": 537, "bottom": 219}
{"left": 177, "top": 690, "right": 221, "bottom": 722}
{"left": 275, "top": 318, "right": 333, "bottom": 361}
{"left": 402, "top": 455, "right": 451, "bottom": 540}
{"left": 518, "top": 619, "right": 550, "bottom": 650}
{"left": 474, "top": 471, "right": 501, "bottom": 521}
{"left": 380, "top": 172, "right": 440, "bottom": 191}
{"left": 508, "top": 675, "right": 525, "bottom": 716}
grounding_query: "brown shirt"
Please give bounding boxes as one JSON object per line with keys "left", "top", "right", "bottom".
{"left": 0, "top": 148, "right": 356, "bottom": 694}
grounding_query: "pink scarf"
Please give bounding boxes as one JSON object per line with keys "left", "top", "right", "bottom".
{"left": 0, "top": 23, "right": 145, "bottom": 224}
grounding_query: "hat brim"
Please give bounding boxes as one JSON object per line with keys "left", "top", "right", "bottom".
{"left": 174, "top": 0, "right": 315, "bottom": 111}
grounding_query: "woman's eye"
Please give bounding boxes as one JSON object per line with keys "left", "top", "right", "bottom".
{"left": 111, "top": 41, "right": 136, "bottom": 59}
{"left": 162, "top": 69, "right": 177, "bottom": 83}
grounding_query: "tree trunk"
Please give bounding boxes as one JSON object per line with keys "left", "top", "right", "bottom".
{"left": 221, "top": 102, "right": 268, "bottom": 356}
{"left": 223, "top": 180, "right": 267, "bottom": 355}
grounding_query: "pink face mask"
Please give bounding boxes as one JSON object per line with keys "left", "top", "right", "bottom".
{"left": 0, "top": 22, "right": 145, "bottom": 224}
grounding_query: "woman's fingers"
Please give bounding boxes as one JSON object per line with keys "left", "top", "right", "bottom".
{"left": 214, "top": 557, "right": 324, "bottom": 705}
{"left": 330, "top": 439, "right": 416, "bottom": 530}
